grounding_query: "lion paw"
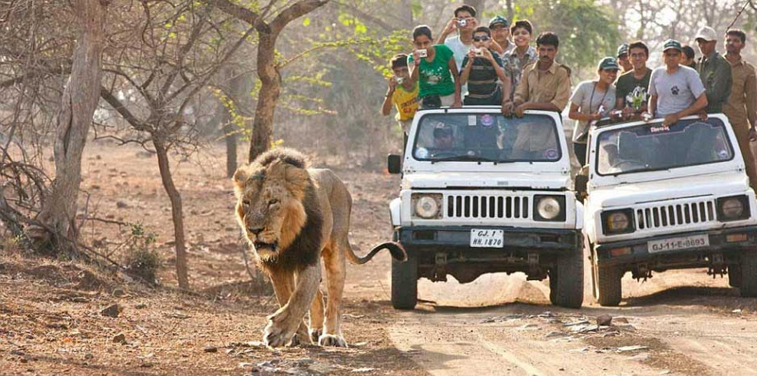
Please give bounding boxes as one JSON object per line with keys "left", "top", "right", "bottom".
{"left": 309, "top": 328, "right": 323, "bottom": 344}
{"left": 318, "top": 334, "right": 348, "bottom": 348}
{"left": 263, "top": 316, "right": 298, "bottom": 348}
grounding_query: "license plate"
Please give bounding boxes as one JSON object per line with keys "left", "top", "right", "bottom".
{"left": 470, "top": 229, "right": 504, "bottom": 248}
{"left": 648, "top": 234, "right": 709, "bottom": 253}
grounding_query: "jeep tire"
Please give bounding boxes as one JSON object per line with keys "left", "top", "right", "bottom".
{"left": 739, "top": 251, "right": 757, "bottom": 297}
{"left": 391, "top": 253, "right": 418, "bottom": 310}
{"left": 592, "top": 247, "right": 622, "bottom": 306}
{"left": 549, "top": 246, "right": 584, "bottom": 309}
{"left": 729, "top": 264, "right": 742, "bottom": 288}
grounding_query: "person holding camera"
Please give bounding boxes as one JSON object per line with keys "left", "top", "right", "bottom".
{"left": 459, "top": 26, "right": 510, "bottom": 106}
{"left": 381, "top": 54, "right": 419, "bottom": 136}
{"left": 568, "top": 57, "right": 619, "bottom": 166}
{"left": 408, "top": 25, "right": 463, "bottom": 109}
{"left": 439, "top": 5, "right": 478, "bottom": 71}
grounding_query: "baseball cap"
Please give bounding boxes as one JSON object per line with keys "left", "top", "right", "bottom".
{"left": 598, "top": 57, "right": 620, "bottom": 71}
{"left": 489, "top": 15, "right": 509, "bottom": 28}
{"left": 695, "top": 26, "right": 718, "bottom": 42}
{"left": 616, "top": 43, "right": 629, "bottom": 57}
{"left": 663, "top": 39, "right": 682, "bottom": 52}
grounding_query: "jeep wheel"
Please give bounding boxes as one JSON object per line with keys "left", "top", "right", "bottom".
{"left": 729, "top": 264, "right": 742, "bottom": 288}
{"left": 739, "top": 251, "right": 757, "bottom": 297}
{"left": 391, "top": 253, "right": 418, "bottom": 310}
{"left": 592, "top": 247, "right": 622, "bottom": 306}
{"left": 549, "top": 246, "right": 584, "bottom": 309}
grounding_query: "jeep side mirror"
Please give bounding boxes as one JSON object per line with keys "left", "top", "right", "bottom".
{"left": 387, "top": 154, "right": 402, "bottom": 174}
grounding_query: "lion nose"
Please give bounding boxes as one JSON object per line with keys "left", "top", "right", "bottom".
{"left": 248, "top": 227, "right": 264, "bottom": 236}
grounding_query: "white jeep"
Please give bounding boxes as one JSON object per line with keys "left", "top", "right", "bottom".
{"left": 580, "top": 114, "right": 757, "bottom": 306}
{"left": 385, "top": 107, "right": 584, "bottom": 309}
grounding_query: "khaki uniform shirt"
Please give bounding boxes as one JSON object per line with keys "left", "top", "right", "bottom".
{"left": 514, "top": 61, "right": 572, "bottom": 111}
{"left": 723, "top": 57, "right": 757, "bottom": 130}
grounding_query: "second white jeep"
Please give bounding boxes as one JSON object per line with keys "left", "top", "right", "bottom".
{"left": 580, "top": 114, "right": 757, "bottom": 306}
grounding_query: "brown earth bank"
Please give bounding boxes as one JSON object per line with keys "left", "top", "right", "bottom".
{"left": 3, "top": 141, "right": 757, "bottom": 376}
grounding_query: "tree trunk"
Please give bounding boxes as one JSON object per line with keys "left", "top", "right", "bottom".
{"left": 223, "top": 104, "right": 237, "bottom": 178}
{"left": 506, "top": 0, "right": 513, "bottom": 22}
{"left": 248, "top": 33, "right": 280, "bottom": 162}
{"left": 153, "top": 138, "right": 190, "bottom": 290}
{"left": 36, "top": 0, "right": 106, "bottom": 250}
{"left": 466, "top": 0, "right": 486, "bottom": 16}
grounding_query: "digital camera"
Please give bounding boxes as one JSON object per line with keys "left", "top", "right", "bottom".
{"left": 457, "top": 19, "right": 467, "bottom": 27}
{"left": 417, "top": 49, "right": 428, "bottom": 58}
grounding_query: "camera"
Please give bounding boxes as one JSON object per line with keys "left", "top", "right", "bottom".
{"left": 474, "top": 48, "right": 483, "bottom": 57}
{"left": 417, "top": 49, "right": 428, "bottom": 58}
{"left": 395, "top": 77, "right": 404, "bottom": 85}
{"left": 457, "top": 19, "right": 467, "bottom": 27}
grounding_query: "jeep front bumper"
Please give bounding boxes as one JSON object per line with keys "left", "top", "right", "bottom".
{"left": 595, "top": 226, "right": 757, "bottom": 268}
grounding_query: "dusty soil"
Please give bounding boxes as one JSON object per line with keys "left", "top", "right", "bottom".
{"left": 3, "top": 140, "right": 757, "bottom": 375}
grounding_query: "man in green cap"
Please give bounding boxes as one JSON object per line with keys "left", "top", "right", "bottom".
{"left": 647, "top": 39, "right": 708, "bottom": 126}
{"left": 695, "top": 26, "right": 732, "bottom": 114}
{"left": 617, "top": 43, "right": 633, "bottom": 73}
{"left": 489, "top": 16, "right": 515, "bottom": 58}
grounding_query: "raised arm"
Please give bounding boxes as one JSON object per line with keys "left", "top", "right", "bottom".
{"left": 381, "top": 78, "right": 396, "bottom": 116}
{"left": 448, "top": 56, "right": 462, "bottom": 108}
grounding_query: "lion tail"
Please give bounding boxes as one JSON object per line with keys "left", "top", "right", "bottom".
{"left": 345, "top": 241, "right": 407, "bottom": 265}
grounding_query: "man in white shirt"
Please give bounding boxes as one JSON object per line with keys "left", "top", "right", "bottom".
{"left": 438, "top": 5, "right": 478, "bottom": 95}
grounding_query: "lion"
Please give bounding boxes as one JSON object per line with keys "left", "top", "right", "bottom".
{"left": 233, "top": 148, "right": 405, "bottom": 348}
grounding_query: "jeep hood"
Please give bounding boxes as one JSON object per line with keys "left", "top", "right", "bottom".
{"left": 590, "top": 172, "right": 749, "bottom": 208}
{"left": 402, "top": 172, "right": 570, "bottom": 190}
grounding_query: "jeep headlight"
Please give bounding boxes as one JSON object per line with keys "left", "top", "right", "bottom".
{"left": 601, "top": 209, "right": 635, "bottom": 234}
{"left": 718, "top": 195, "right": 749, "bottom": 221}
{"left": 533, "top": 195, "right": 565, "bottom": 221}
{"left": 413, "top": 194, "right": 442, "bottom": 219}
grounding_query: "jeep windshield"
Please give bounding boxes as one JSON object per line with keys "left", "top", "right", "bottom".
{"left": 595, "top": 118, "right": 734, "bottom": 176}
{"left": 412, "top": 113, "right": 562, "bottom": 163}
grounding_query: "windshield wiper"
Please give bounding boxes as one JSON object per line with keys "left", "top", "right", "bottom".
{"left": 431, "top": 155, "right": 501, "bottom": 163}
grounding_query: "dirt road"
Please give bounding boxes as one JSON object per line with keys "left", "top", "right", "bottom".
{"left": 383, "top": 266, "right": 757, "bottom": 376}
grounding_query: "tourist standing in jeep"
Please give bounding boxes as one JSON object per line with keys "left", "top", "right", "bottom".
{"left": 502, "top": 32, "right": 571, "bottom": 117}
{"left": 647, "top": 40, "right": 708, "bottom": 126}
{"left": 615, "top": 41, "right": 652, "bottom": 120}
{"left": 723, "top": 28, "right": 757, "bottom": 191}
{"left": 695, "top": 26, "right": 732, "bottom": 115}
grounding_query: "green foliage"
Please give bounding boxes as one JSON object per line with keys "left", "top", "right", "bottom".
{"left": 124, "top": 224, "right": 161, "bottom": 284}
{"left": 513, "top": 0, "right": 620, "bottom": 76}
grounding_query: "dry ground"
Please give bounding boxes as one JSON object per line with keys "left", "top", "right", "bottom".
{"left": 3, "top": 140, "right": 757, "bottom": 376}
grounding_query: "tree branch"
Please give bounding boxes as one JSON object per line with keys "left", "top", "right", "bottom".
{"left": 100, "top": 86, "right": 150, "bottom": 131}
{"left": 270, "top": 0, "right": 329, "bottom": 34}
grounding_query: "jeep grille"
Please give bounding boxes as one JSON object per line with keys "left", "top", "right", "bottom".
{"left": 636, "top": 199, "right": 716, "bottom": 230}
{"left": 446, "top": 194, "right": 530, "bottom": 219}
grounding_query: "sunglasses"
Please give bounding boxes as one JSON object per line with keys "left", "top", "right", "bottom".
{"left": 473, "top": 36, "right": 491, "bottom": 42}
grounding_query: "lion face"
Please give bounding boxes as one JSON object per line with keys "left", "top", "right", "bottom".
{"left": 233, "top": 159, "right": 309, "bottom": 261}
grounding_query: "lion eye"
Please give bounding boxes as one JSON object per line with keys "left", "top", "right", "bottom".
{"left": 268, "top": 198, "right": 280, "bottom": 206}
{"left": 242, "top": 200, "right": 251, "bottom": 207}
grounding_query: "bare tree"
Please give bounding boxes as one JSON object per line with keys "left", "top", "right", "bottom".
{"left": 97, "top": 2, "right": 257, "bottom": 289}
{"left": 214, "top": 0, "right": 330, "bottom": 162}
{"left": 33, "top": 0, "right": 108, "bottom": 251}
